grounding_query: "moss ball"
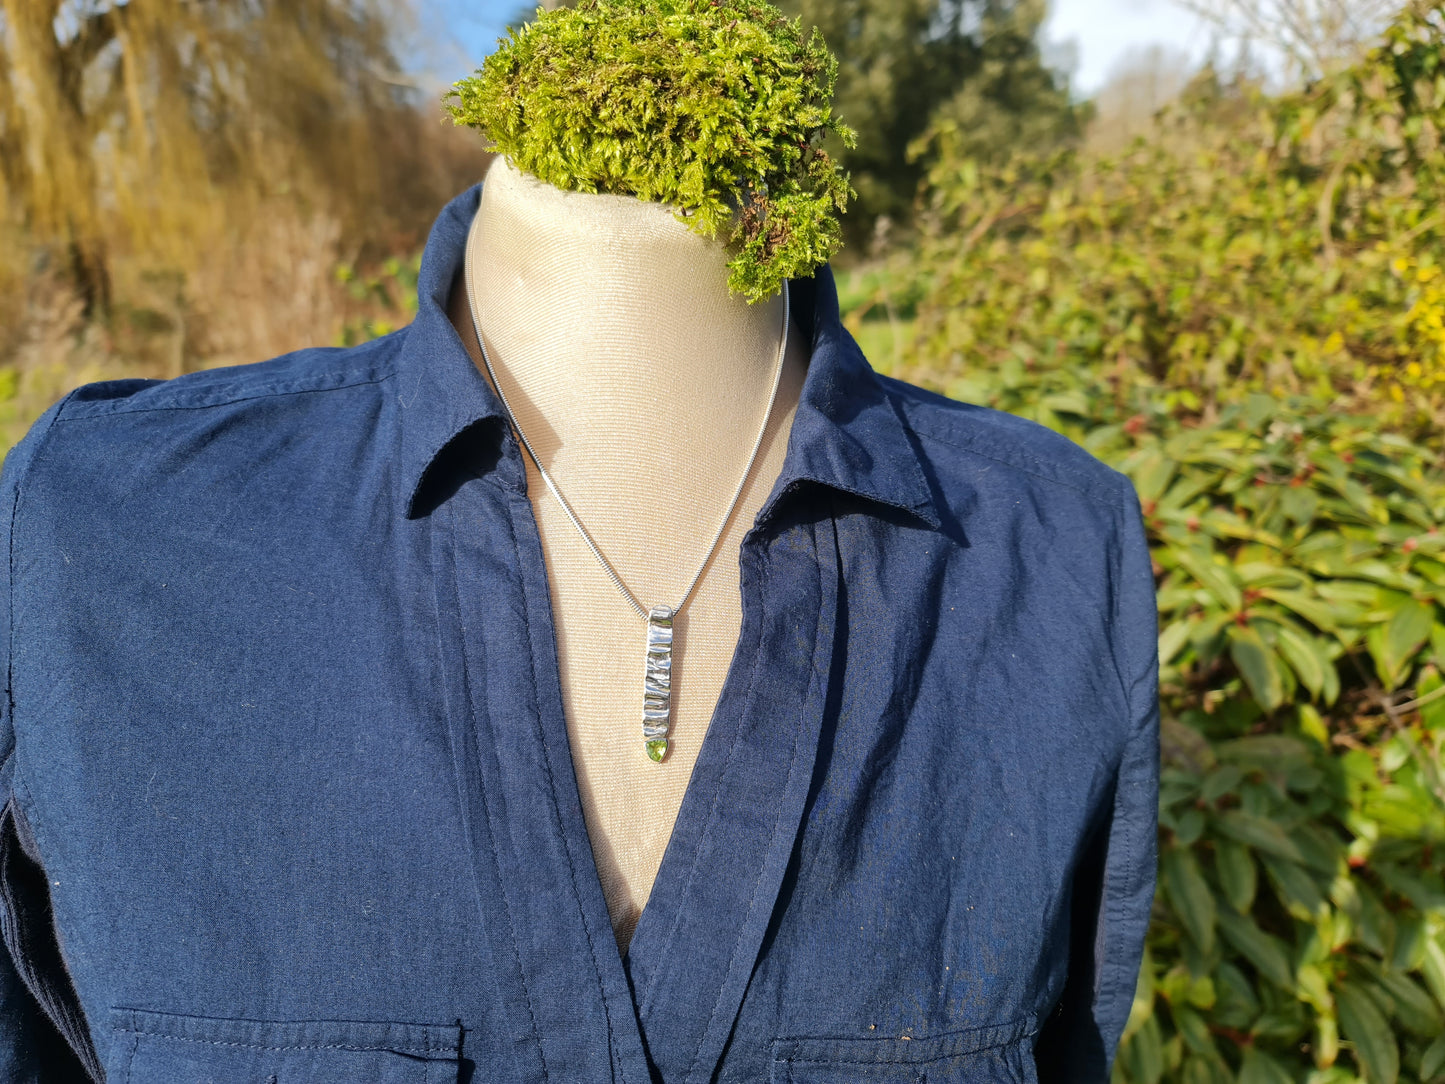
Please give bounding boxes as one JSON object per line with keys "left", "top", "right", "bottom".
{"left": 444, "top": 0, "right": 857, "bottom": 302}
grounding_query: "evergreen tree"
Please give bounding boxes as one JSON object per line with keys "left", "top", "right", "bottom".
{"left": 776, "top": 0, "right": 1083, "bottom": 248}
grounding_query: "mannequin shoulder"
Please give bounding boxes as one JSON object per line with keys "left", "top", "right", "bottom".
{"left": 56, "top": 334, "right": 400, "bottom": 423}
{"left": 877, "top": 373, "right": 1131, "bottom": 513}
{"left": 0, "top": 333, "right": 405, "bottom": 515}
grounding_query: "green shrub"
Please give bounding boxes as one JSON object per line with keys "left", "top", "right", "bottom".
{"left": 867, "top": 5, "right": 1445, "bottom": 1080}
{"left": 1112, "top": 394, "right": 1444, "bottom": 1084}
{"left": 892, "top": 1, "right": 1445, "bottom": 441}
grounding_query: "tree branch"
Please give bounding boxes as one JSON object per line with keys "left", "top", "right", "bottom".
{"left": 56, "top": 4, "right": 124, "bottom": 112}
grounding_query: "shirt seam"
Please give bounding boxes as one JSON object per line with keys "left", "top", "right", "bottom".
{"left": 1110, "top": 471, "right": 1143, "bottom": 739}
{"left": 443, "top": 502, "right": 550, "bottom": 1081}
{"left": 51, "top": 370, "right": 393, "bottom": 423}
{"left": 5, "top": 388, "right": 82, "bottom": 783}
{"left": 1094, "top": 470, "right": 1157, "bottom": 1015}
{"left": 904, "top": 414, "right": 1119, "bottom": 508}
{"left": 637, "top": 542, "right": 771, "bottom": 1022}
{"left": 109, "top": 1028, "right": 446, "bottom": 1057}
{"left": 503, "top": 490, "right": 622, "bottom": 1083}
{"left": 686, "top": 514, "right": 829, "bottom": 1083}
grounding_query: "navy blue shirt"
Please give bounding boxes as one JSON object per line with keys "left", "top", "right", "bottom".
{"left": 0, "top": 186, "right": 1159, "bottom": 1084}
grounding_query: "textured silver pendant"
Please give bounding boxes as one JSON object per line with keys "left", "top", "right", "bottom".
{"left": 642, "top": 605, "right": 674, "bottom": 763}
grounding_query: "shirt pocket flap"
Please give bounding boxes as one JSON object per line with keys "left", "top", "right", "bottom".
{"left": 106, "top": 1007, "right": 464, "bottom": 1084}
{"left": 770, "top": 1016, "right": 1038, "bottom": 1084}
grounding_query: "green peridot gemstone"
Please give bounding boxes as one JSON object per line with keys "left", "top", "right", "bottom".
{"left": 646, "top": 739, "right": 668, "bottom": 763}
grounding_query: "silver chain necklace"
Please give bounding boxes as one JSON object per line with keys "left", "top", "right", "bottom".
{"left": 461, "top": 221, "right": 791, "bottom": 764}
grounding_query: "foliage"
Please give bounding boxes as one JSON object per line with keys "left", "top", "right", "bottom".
{"left": 0, "top": 0, "right": 485, "bottom": 361}
{"left": 899, "top": 0, "right": 1445, "bottom": 442}
{"left": 446, "top": 0, "right": 856, "bottom": 302}
{"left": 1113, "top": 394, "right": 1445, "bottom": 1084}
{"left": 776, "top": 0, "right": 1084, "bottom": 248}
{"left": 861, "top": 254, "right": 1445, "bottom": 1080}
{"left": 854, "top": 3, "right": 1445, "bottom": 1080}
{"left": 334, "top": 255, "right": 422, "bottom": 347}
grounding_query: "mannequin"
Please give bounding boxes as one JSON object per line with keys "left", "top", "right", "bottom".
{"left": 446, "top": 154, "right": 811, "bottom": 951}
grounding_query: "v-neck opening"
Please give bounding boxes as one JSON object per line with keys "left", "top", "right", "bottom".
{"left": 440, "top": 469, "right": 840, "bottom": 1083}
{"left": 434, "top": 240, "right": 844, "bottom": 1080}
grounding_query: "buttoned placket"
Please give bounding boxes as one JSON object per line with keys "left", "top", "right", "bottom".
{"left": 427, "top": 404, "right": 841, "bottom": 1084}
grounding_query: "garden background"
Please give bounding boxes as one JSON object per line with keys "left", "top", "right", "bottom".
{"left": 2, "top": 1, "right": 1444, "bottom": 1081}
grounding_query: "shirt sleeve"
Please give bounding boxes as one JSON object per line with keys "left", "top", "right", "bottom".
{"left": 1034, "top": 471, "right": 1161, "bottom": 1083}
{"left": 0, "top": 394, "right": 102, "bottom": 1082}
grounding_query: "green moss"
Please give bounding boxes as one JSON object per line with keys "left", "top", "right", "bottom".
{"left": 444, "top": 0, "right": 856, "bottom": 302}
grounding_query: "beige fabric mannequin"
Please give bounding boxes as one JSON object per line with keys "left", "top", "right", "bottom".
{"left": 446, "top": 155, "right": 809, "bottom": 953}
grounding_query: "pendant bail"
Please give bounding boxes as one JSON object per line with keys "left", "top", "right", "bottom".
{"left": 642, "top": 605, "right": 675, "bottom": 762}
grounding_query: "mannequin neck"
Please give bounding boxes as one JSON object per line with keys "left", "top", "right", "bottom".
{"left": 456, "top": 155, "right": 793, "bottom": 422}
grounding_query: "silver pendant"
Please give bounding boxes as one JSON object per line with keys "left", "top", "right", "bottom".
{"left": 642, "top": 605, "right": 674, "bottom": 763}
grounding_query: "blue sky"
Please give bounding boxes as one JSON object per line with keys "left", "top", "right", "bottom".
{"left": 425, "top": 0, "right": 1217, "bottom": 97}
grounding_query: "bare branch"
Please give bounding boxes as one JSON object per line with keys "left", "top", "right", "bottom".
{"left": 1170, "top": 0, "right": 1396, "bottom": 78}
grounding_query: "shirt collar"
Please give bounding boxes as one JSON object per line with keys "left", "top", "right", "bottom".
{"left": 397, "top": 184, "right": 941, "bottom": 532}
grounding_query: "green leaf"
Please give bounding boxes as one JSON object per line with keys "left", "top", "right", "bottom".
{"left": 1337, "top": 982, "right": 1399, "bottom": 1084}
{"left": 1278, "top": 485, "right": 1319, "bottom": 527}
{"left": 1131, "top": 447, "right": 1178, "bottom": 504}
{"left": 1296, "top": 962, "right": 1334, "bottom": 1012}
{"left": 1417, "top": 665, "right": 1445, "bottom": 733}
{"left": 1214, "top": 810, "right": 1307, "bottom": 864}
{"left": 1217, "top": 908, "right": 1294, "bottom": 990}
{"left": 1119, "top": 1013, "right": 1167, "bottom": 1084}
{"left": 1186, "top": 974, "right": 1216, "bottom": 1010}
{"left": 1374, "top": 967, "right": 1443, "bottom": 1037}
{"left": 1175, "top": 808, "right": 1206, "bottom": 846}
{"left": 1213, "top": 838, "right": 1258, "bottom": 914}
{"left": 1173, "top": 1003, "right": 1218, "bottom": 1057}
{"left": 1384, "top": 596, "right": 1435, "bottom": 679}
{"left": 1201, "top": 764, "right": 1244, "bottom": 803}
{"left": 1217, "top": 734, "right": 1314, "bottom": 763}
{"left": 1238, "top": 563, "right": 1309, "bottom": 589}
{"left": 1297, "top": 702, "right": 1330, "bottom": 744}
{"left": 1159, "top": 620, "right": 1191, "bottom": 667}
{"left": 1213, "top": 961, "right": 1260, "bottom": 1029}
{"left": 1259, "top": 587, "right": 1342, "bottom": 633}
{"left": 1422, "top": 934, "right": 1445, "bottom": 1016}
{"left": 1353, "top": 881, "right": 1396, "bottom": 959}
{"left": 1421, "top": 1033, "right": 1445, "bottom": 1081}
{"left": 1229, "top": 624, "right": 1287, "bottom": 712}
{"left": 1173, "top": 546, "right": 1244, "bottom": 611}
{"left": 1164, "top": 848, "right": 1217, "bottom": 955}
{"left": 1289, "top": 822, "right": 1343, "bottom": 875}
{"left": 1162, "top": 719, "right": 1217, "bottom": 773}
{"left": 1251, "top": 1004, "right": 1310, "bottom": 1044}
{"left": 1259, "top": 854, "right": 1326, "bottom": 919}
{"left": 1367, "top": 624, "right": 1396, "bottom": 688}
{"left": 1180, "top": 1053, "right": 1230, "bottom": 1084}
{"left": 1274, "top": 623, "right": 1329, "bottom": 699}
{"left": 1239, "top": 1046, "right": 1295, "bottom": 1084}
